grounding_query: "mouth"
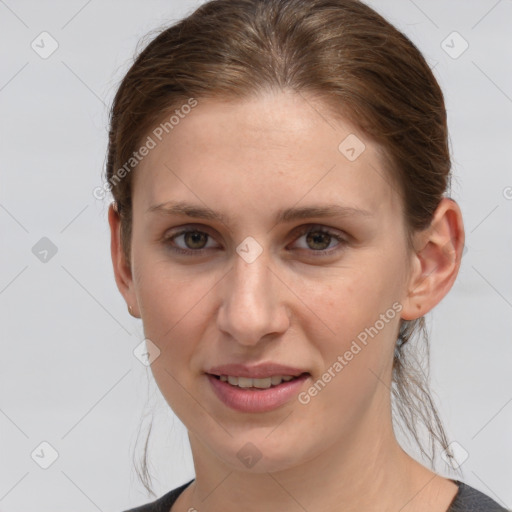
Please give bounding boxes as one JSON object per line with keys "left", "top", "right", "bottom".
{"left": 205, "top": 371, "right": 311, "bottom": 413}
{"left": 207, "top": 372, "right": 310, "bottom": 390}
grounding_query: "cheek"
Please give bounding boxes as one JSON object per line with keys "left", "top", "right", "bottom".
{"left": 294, "top": 260, "right": 402, "bottom": 404}
{"left": 134, "top": 246, "right": 213, "bottom": 319}
{"left": 296, "top": 259, "right": 402, "bottom": 346}
{"left": 132, "top": 253, "right": 215, "bottom": 362}
{"left": 133, "top": 257, "right": 215, "bottom": 413}
{"left": 296, "top": 279, "right": 400, "bottom": 435}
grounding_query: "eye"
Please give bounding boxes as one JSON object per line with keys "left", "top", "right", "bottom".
{"left": 163, "top": 227, "right": 219, "bottom": 255}
{"left": 290, "top": 225, "right": 347, "bottom": 255}
{"left": 162, "top": 224, "right": 347, "bottom": 257}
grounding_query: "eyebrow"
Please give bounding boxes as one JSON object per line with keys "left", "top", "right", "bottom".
{"left": 146, "top": 200, "right": 373, "bottom": 225}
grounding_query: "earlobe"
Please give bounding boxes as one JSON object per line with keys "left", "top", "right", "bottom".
{"left": 108, "top": 202, "right": 140, "bottom": 317}
{"left": 400, "top": 197, "right": 465, "bottom": 321}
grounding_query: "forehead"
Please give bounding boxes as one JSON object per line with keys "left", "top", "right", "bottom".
{"left": 132, "top": 91, "right": 402, "bottom": 226}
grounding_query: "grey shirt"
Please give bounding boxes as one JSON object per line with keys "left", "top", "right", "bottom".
{"left": 123, "top": 479, "right": 508, "bottom": 512}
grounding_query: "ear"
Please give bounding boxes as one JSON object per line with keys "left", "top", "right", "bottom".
{"left": 400, "top": 197, "right": 465, "bottom": 321}
{"left": 108, "top": 202, "right": 140, "bottom": 318}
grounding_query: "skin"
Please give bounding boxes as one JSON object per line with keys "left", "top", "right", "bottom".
{"left": 109, "top": 90, "right": 465, "bottom": 512}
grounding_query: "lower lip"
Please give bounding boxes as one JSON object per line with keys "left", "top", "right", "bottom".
{"left": 206, "top": 373, "right": 310, "bottom": 413}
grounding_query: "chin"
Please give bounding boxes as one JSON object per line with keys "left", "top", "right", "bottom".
{"left": 202, "top": 432, "right": 311, "bottom": 474}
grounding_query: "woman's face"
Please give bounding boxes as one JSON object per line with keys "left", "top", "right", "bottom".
{"left": 122, "top": 90, "right": 417, "bottom": 472}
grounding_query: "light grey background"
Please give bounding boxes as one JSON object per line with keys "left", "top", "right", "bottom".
{"left": 1, "top": 1, "right": 511, "bottom": 511}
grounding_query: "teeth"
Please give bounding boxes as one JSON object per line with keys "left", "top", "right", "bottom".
{"left": 219, "top": 374, "right": 298, "bottom": 389}
{"left": 271, "top": 375, "right": 282, "bottom": 386}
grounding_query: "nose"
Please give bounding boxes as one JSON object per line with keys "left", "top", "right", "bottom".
{"left": 216, "top": 250, "right": 290, "bottom": 346}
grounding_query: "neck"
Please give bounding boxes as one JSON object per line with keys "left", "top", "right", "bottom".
{"left": 179, "top": 399, "right": 438, "bottom": 512}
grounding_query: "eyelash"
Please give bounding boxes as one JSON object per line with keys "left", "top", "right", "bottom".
{"left": 162, "top": 225, "right": 347, "bottom": 257}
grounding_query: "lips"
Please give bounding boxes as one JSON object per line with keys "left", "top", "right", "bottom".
{"left": 204, "top": 362, "right": 311, "bottom": 412}
{"left": 206, "top": 362, "right": 309, "bottom": 379}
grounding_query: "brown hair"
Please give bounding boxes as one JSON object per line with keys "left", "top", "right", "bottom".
{"left": 106, "top": 0, "right": 457, "bottom": 494}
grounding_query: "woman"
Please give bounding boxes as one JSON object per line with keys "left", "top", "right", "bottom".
{"left": 106, "top": 0, "right": 507, "bottom": 510}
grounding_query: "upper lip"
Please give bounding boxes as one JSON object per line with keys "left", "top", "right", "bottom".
{"left": 206, "top": 363, "right": 309, "bottom": 379}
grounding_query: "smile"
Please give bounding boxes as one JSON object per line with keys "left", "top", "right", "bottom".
{"left": 206, "top": 372, "right": 310, "bottom": 412}
{"left": 215, "top": 374, "right": 305, "bottom": 389}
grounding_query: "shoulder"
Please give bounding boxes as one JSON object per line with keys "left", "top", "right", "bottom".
{"left": 447, "top": 480, "right": 509, "bottom": 512}
{"left": 122, "top": 479, "right": 194, "bottom": 512}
